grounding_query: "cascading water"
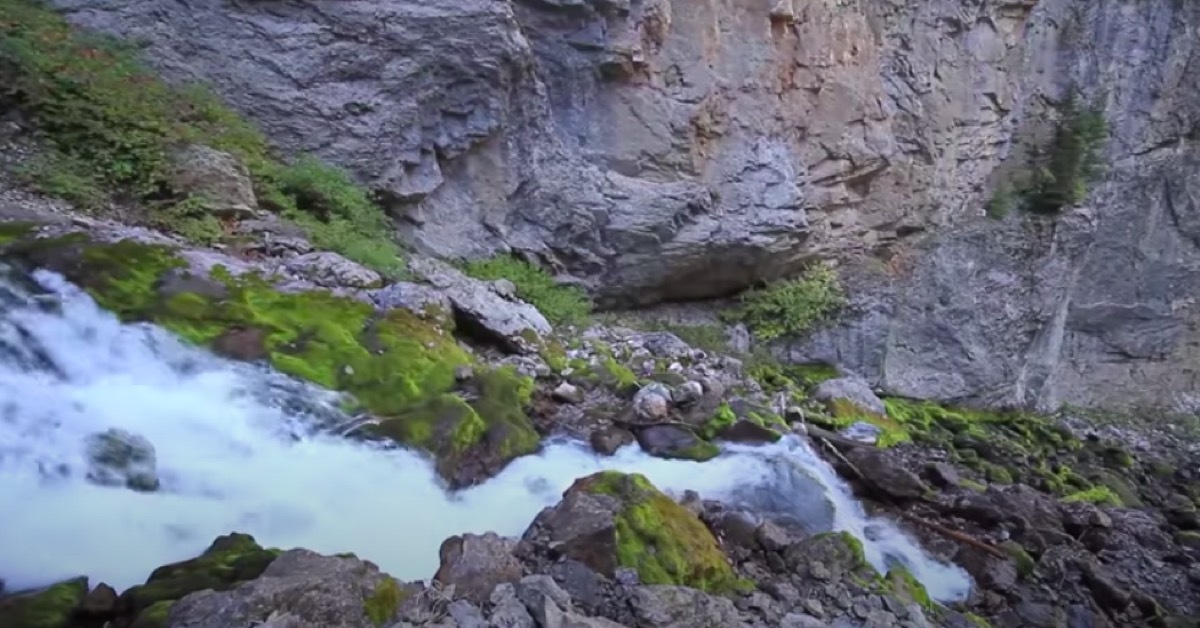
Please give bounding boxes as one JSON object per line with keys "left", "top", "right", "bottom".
{"left": 0, "top": 262, "right": 972, "bottom": 602}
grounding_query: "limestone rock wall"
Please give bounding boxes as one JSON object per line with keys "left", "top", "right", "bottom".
{"left": 44, "top": 0, "right": 1200, "bottom": 412}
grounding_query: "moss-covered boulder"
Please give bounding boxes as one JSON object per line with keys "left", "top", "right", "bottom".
{"left": 0, "top": 234, "right": 541, "bottom": 485}
{"left": 525, "top": 471, "right": 747, "bottom": 594}
{"left": 698, "top": 399, "right": 787, "bottom": 444}
{"left": 0, "top": 576, "right": 88, "bottom": 628}
{"left": 119, "top": 533, "right": 281, "bottom": 619}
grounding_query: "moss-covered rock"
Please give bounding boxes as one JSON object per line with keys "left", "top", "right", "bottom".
{"left": 120, "top": 533, "right": 281, "bottom": 617}
{"left": 3, "top": 235, "right": 542, "bottom": 484}
{"left": 885, "top": 565, "right": 935, "bottom": 612}
{"left": 0, "top": 576, "right": 88, "bottom": 628}
{"left": 698, "top": 400, "right": 786, "bottom": 444}
{"left": 578, "top": 471, "right": 747, "bottom": 594}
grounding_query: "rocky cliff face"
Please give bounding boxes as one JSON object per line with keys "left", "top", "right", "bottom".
{"left": 791, "top": 0, "right": 1200, "bottom": 414}
{"left": 46, "top": 0, "right": 1200, "bottom": 412}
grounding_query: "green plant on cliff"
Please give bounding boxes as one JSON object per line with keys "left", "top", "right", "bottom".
{"left": 461, "top": 255, "right": 592, "bottom": 327}
{"left": 726, "top": 262, "right": 846, "bottom": 342}
{"left": 0, "top": 0, "right": 403, "bottom": 274}
{"left": 1026, "top": 93, "right": 1108, "bottom": 214}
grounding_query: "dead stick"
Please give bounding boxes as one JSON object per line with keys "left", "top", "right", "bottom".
{"left": 815, "top": 436, "right": 1009, "bottom": 560}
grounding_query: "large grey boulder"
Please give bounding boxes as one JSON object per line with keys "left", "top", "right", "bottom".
{"left": 166, "top": 550, "right": 409, "bottom": 628}
{"left": 433, "top": 532, "right": 524, "bottom": 606}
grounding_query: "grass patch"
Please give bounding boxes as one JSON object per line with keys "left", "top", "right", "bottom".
{"left": 0, "top": 0, "right": 404, "bottom": 274}
{"left": 724, "top": 262, "right": 845, "bottom": 342}
{"left": 461, "top": 255, "right": 592, "bottom": 327}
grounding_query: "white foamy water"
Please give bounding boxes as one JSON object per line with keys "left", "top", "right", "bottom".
{"left": 0, "top": 265, "right": 972, "bottom": 602}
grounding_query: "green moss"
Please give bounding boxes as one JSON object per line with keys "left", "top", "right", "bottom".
{"left": 460, "top": 255, "right": 592, "bottom": 327}
{"left": 725, "top": 262, "right": 846, "bottom": 342}
{"left": 8, "top": 237, "right": 539, "bottom": 477}
{"left": 364, "top": 577, "right": 405, "bottom": 626}
{"left": 672, "top": 439, "right": 721, "bottom": 461}
{"left": 963, "top": 613, "right": 993, "bottom": 628}
{"left": 1176, "top": 531, "right": 1200, "bottom": 549}
{"left": 539, "top": 340, "right": 569, "bottom": 374}
{"left": 958, "top": 478, "right": 988, "bottom": 492}
{"left": 698, "top": 402, "right": 785, "bottom": 443}
{"left": 1063, "top": 486, "right": 1123, "bottom": 507}
{"left": 367, "top": 366, "right": 540, "bottom": 466}
{"left": 0, "top": 0, "right": 403, "bottom": 272}
{"left": 130, "top": 600, "right": 173, "bottom": 628}
{"left": 1000, "top": 541, "right": 1036, "bottom": 579}
{"left": 792, "top": 363, "right": 840, "bottom": 384}
{"left": 980, "top": 462, "right": 1014, "bottom": 485}
{"left": 582, "top": 472, "right": 744, "bottom": 594}
{"left": 0, "top": 577, "right": 87, "bottom": 628}
{"left": 826, "top": 398, "right": 911, "bottom": 447}
{"left": 885, "top": 566, "right": 935, "bottom": 612}
{"left": 0, "top": 221, "right": 36, "bottom": 247}
{"left": 122, "top": 533, "right": 280, "bottom": 615}
{"left": 597, "top": 357, "right": 640, "bottom": 395}
{"left": 1026, "top": 92, "right": 1108, "bottom": 215}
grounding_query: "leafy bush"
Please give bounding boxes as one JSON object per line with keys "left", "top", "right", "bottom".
{"left": 461, "top": 255, "right": 592, "bottom": 328}
{"left": 726, "top": 263, "right": 846, "bottom": 342}
{"left": 1026, "top": 93, "right": 1108, "bottom": 214}
{"left": 987, "top": 93, "right": 1108, "bottom": 218}
{"left": 0, "top": 0, "right": 403, "bottom": 274}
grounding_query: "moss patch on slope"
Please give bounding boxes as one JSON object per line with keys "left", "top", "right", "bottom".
{"left": 581, "top": 471, "right": 748, "bottom": 594}
{"left": 0, "top": 577, "right": 87, "bottom": 628}
{"left": 120, "top": 533, "right": 280, "bottom": 620}
{"left": 1, "top": 235, "right": 541, "bottom": 481}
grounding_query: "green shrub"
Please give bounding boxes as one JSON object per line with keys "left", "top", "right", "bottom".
{"left": 1026, "top": 93, "right": 1107, "bottom": 214}
{"left": 461, "top": 255, "right": 592, "bottom": 328}
{"left": 0, "top": 0, "right": 403, "bottom": 274}
{"left": 726, "top": 263, "right": 846, "bottom": 342}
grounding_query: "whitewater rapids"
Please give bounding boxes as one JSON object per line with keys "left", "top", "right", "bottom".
{"left": 0, "top": 263, "right": 972, "bottom": 602}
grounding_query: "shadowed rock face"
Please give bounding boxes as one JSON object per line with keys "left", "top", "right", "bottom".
{"left": 45, "top": 0, "right": 1200, "bottom": 411}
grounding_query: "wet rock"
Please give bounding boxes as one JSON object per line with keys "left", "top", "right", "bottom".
{"left": 166, "top": 144, "right": 258, "bottom": 218}
{"left": 726, "top": 324, "right": 752, "bottom": 354}
{"left": 553, "top": 382, "right": 585, "bottom": 404}
{"left": 719, "top": 419, "right": 784, "bottom": 445}
{"left": 1081, "top": 561, "right": 1131, "bottom": 611}
{"left": 813, "top": 377, "right": 886, "bottom": 416}
{"left": 923, "top": 462, "right": 960, "bottom": 488}
{"left": 84, "top": 428, "right": 160, "bottom": 492}
{"left": 843, "top": 447, "right": 929, "bottom": 502}
{"left": 782, "top": 532, "right": 877, "bottom": 585}
{"left": 755, "top": 520, "right": 796, "bottom": 552}
{"left": 953, "top": 547, "right": 1018, "bottom": 593}
{"left": 166, "top": 549, "right": 409, "bottom": 628}
{"left": 212, "top": 327, "right": 270, "bottom": 361}
{"left": 672, "top": 381, "right": 704, "bottom": 407}
{"left": 780, "top": 612, "right": 829, "bottom": 627}
{"left": 516, "top": 575, "right": 626, "bottom": 628}
{"left": 589, "top": 427, "right": 635, "bottom": 456}
{"left": 633, "top": 383, "right": 673, "bottom": 421}
{"left": 284, "top": 252, "right": 384, "bottom": 289}
{"left": 490, "top": 583, "right": 536, "bottom": 628}
{"left": 628, "top": 585, "right": 745, "bottom": 628}
{"left": 434, "top": 532, "right": 523, "bottom": 605}
{"left": 634, "top": 424, "right": 718, "bottom": 461}
{"left": 121, "top": 533, "right": 281, "bottom": 617}
{"left": 408, "top": 256, "right": 551, "bottom": 354}
{"left": 78, "top": 583, "right": 119, "bottom": 619}
{"left": 640, "top": 332, "right": 693, "bottom": 359}
{"left": 447, "top": 599, "right": 488, "bottom": 628}
{"left": 369, "top": 281, "right": 454, "bottom": 321}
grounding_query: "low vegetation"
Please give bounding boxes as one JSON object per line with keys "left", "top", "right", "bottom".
{"left": 986, "top": 92, "right": 1108, "bottom": 219}
{"left": 725, "top": 262, "right": 846, "bottom": 342}
{"left": 0, "top": 0, "right": 404, "bottom": 275}
{"left": 460, "top": 254, "right": 592, "bottom": 328}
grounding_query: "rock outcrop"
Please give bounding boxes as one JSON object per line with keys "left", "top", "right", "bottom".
{"left": 47, "top": 0, "right": 1200, "bottom": 413}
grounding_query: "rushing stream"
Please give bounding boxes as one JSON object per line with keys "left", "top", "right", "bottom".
{"left": 0, "top": 263, "right": 972, "bottom": 602}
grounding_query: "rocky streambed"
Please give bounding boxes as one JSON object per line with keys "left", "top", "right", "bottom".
{"left": 0, "top": 208, "right": 1198, "bottom": 628}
